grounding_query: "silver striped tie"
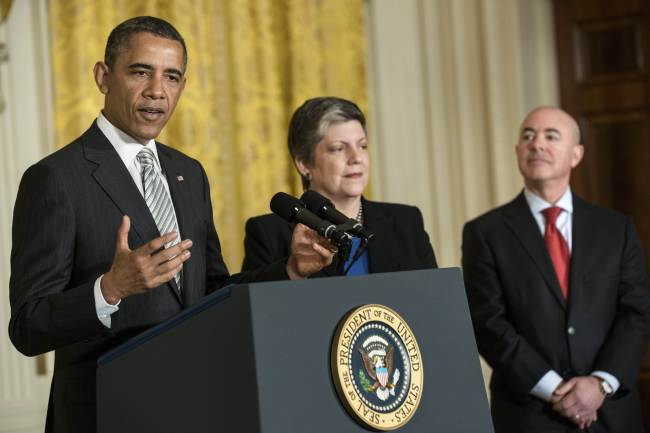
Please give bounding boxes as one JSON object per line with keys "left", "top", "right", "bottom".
{"left": 137, "top": 147, "right": 182, "bottom": 291}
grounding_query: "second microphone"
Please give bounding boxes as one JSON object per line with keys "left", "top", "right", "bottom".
{"left": 270, "top": 192, "right": 352, "bottom": 247}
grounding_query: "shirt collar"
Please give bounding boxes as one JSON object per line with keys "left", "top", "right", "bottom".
{"left": 96, "top": 112, "right": 161, "bottom": 170}
{"left": 524, "top": 186, "right": 573, "bottom": 215}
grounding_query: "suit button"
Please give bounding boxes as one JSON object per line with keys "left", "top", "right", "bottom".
{"left": 567, "top": 326, "right": 576, "bottom": 335}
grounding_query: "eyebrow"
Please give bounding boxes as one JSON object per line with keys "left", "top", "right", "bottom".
{"left": 127, "top": 63, "right": 184, "bottom": 78}
{"left": 521, "top": 127, "right": 561, "bottom": 136}
{"left": 330, "top": 137, "right": 367, "bottom": 145}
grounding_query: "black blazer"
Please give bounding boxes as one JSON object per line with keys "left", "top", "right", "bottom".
{"left": 462, "top": 192, "right": 650, "bottom": 433}
{"left": 8, "top": 122, "right": 287, "bottom": 433}
{"left": 242, "top": 198, "right": 437, "bottom": 274}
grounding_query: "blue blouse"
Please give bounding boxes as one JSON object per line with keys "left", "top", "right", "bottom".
{"left": 343, "top": 237, "right": 369, "bottom": 276}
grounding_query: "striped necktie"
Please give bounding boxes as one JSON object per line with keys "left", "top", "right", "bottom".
{"left": 137, "top": 147, "right": 182, "bottom": 291}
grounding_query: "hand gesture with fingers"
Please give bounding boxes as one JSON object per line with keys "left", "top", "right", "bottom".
{"left": 100, "top": 215, "right": 193, "bottom": 303}
{"left": 286, "top": 223, "right": 336, "bottom": 279}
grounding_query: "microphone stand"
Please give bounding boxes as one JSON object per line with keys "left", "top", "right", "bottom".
{"left": 342, "top": 238, "right": 370, "bottom": 275}
{"left": 336, "top": 240, "right": 352, "bottom": 274}
{"left": 334, "top": 221, "right": 373, "bottom": 275}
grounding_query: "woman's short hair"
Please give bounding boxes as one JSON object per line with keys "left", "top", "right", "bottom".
{"left": 288, "top": 96, "right": 366, "bottom": 189}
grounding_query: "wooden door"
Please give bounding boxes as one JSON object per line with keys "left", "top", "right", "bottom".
{"left": 553, "top": 0, "right": 650, "bottom": 428}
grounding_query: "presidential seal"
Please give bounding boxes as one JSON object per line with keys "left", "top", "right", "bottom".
{"left": 331, "top": 304, "right": 423, "bottom": 430}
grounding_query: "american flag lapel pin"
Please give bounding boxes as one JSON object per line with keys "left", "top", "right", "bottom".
{"left": 176, "top": 175, "right": 184, "bottom": 182}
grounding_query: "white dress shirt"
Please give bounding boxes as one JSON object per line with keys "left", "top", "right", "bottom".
{"left": 524, "top": 188, "right": 619, "bottom": 400}
{"left": 93, "top": 112, "right": 181, "bottom": 328}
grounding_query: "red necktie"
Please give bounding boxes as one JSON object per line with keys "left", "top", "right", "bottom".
{"left": 542, "top": 206, "right": 570, "bottom": 299}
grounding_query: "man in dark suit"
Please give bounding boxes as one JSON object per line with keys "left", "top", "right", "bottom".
{"left": 8, "top": 16, "right": 332, "bottom": 433}
{"left": 462, "top": 106, "right": 650, "bottom": 433}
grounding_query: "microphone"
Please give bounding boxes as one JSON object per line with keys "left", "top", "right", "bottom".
{"left": 300, "top": 190, "right": 375, "bottom": 242}
{"left": 270, "top": 192, "right": 351, "bottom": 246}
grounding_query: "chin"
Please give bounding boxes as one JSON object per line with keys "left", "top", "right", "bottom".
{"left": 524, "top": 169, "right": 551, "bottom": 180}
{"left": 342, "top": 190, "right": 365, "bottom": 199}
{"left": 136, "top": 130, "right": 162, "bottom": 142}
{"left": 342, "top": 182, "right": 367, "bottom": 195}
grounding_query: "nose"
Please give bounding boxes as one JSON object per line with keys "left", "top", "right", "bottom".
{"left": 528, "top": 135, "right": 544, "bottom": 152}
{"left": 347, "top": 146, "right": 363, "bottom": 164}
{"left": 143, "top": 74, "right": 165, "bottom": 99}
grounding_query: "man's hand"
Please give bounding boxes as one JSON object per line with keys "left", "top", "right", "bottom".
{"left": 286, "top": 223, "right": 336, "bottom": 279}
{"left": 551, "top": 376, "right": 604, "bottom": 429}
{"left": 101, "top": 215, "right": 193, "bottom": 303}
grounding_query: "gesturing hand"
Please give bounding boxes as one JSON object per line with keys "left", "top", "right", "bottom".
{"left": 286, "top": 223, "right": 336, "bottom": 279}
{"left": 101, "top": 215, "right": 193, "bottom": 303}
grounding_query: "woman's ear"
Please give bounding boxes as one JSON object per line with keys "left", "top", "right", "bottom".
{"left": 295, "top": 159, "right": 311, "bottom": 180}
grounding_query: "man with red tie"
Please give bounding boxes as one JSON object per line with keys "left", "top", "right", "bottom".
{"left": 462, "top": 106, "right": 650, "bottom": 433}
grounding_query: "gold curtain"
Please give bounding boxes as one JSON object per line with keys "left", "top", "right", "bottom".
{"left": 48, "top": 0, "right": 367, "bottom": 271}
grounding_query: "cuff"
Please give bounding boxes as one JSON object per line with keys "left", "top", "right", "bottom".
{"left": 530, "top": 370, "right": 564, "bottom": 402}
{"left": 591, "top": 371, "right": 620, "bottom": 393}
{"left": 94, "top": 275, "right": 120, "bottom": 328}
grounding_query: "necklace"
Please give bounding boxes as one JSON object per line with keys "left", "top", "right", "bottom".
{"left": 356, "top": 201, "right": 363, "bottom": 224}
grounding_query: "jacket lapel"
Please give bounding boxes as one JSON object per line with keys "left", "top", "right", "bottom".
{"left": 82, "top": 123, "right": 159, "bottom": 245}
{"left": 567, "top": 196, "right": 592, "bottom": 308}
{"left": 504, "top": 192, "right": 566, "bottom": 308}
{"left": 363, "top": 199, "right": 400, "bottom": 273}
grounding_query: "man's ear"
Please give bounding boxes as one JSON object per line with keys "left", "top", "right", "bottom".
{"left": 93, "top": 62, "right": 110, "bottom": 94}
{"left": 571, "top": 143, "right": 585, "bottom": 168}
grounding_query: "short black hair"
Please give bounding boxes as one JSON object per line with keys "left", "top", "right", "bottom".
{"left": 288, "top": 97, "right": 367, "bottom": 189}
{"left": 104, "top": 16, "right": 187, "bottom": 71}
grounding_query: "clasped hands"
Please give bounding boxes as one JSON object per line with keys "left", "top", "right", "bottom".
{"left": 101, "top": 217, "right": 335, "bottom": 304}
{"left": 551, "top": 376, "right": 605, "bottom": 430}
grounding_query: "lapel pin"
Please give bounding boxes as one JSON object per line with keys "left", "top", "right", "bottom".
{"left": 176, "top": 175, "right": 184, "bottom": 182}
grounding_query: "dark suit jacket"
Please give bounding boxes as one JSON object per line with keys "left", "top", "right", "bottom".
{"left": 462, "top": 192, "right": 650, "bottom": 433}
{"left": 8, "top": 122, "right": 288, "bottom": 433}
{"left": 242, "top": 197, "right": 438, "bottom": 274}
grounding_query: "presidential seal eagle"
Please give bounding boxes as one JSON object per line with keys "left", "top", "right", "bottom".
{"left": 358, "top": 337, "right": 401, "bottom": 401}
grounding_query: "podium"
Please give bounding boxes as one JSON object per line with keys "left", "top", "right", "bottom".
{"left": 97, "top": 268, "right": 493, "bottom": 433}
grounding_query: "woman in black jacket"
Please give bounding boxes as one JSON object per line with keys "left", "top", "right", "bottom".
{"left": 242, "top": 96, "right": 437, "bottom": 276}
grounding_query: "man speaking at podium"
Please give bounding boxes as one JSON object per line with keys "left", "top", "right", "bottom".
{"left": 8, "top": 16, "right": 332, "bottom": 433}
{"left": 462, "top": 106, "right": 650, "bottom": 433}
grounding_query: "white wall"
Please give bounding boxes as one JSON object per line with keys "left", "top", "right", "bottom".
{"left": 0, "top": 1, "right": 54, "bottom": 431}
